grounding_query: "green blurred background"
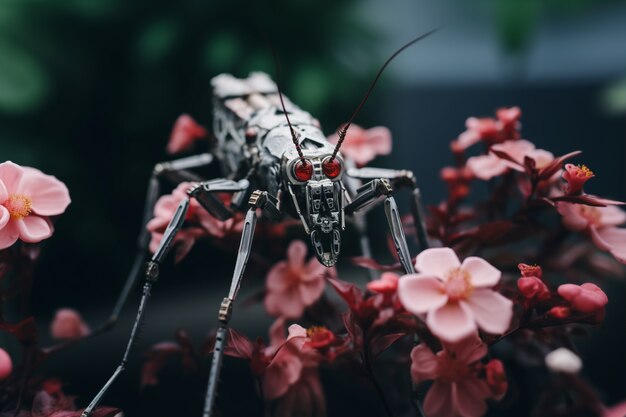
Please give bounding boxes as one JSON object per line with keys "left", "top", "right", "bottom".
{"left": 1, "top": 0, "right": 626, "bottom": 416}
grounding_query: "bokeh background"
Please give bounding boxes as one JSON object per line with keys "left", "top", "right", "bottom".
{"left": 1, "top": 0, "right": 625, "bottom": 416}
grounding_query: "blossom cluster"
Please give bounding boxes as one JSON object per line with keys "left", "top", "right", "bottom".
{"left": 2, "top": 107, "right": 625, "bottom": 417}
{"left": 135, "top": 113, "right": 624, "bottom": 417}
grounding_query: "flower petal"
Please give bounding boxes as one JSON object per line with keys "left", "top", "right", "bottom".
{"left": 263, "top": 346, "right": 303, "bottom": 400}
{"left": 466, "top": 154, "right": 508, "bottom": 180}
{"left": 265, "top": 287, "right": 305, "bottom": 319}
{"left": 16, "top": 216, "right": 53, "bottom": 243}
{"left": 0, "top": 206, "right": 9, "bottom": 229}
{"left": 463, "top": 290, "right": 513, "bottom": 335}
{"left": 427, "top": 302, "right": 477, "bottom": 343}
{"left": 424, "top": 380, "right": 454, "bottom": 417}
{"left": 591, "top": 226, "right": 626, "bottom": 264}
{"left": 0, "top": 180, "right": 7, "bottom": 204}
{"left": 556, "top": 203, "right": 589, "bottom": 231}
{"left": 268, "top": 317, "right": 286, "bottom": 351}
{"left": 299, "top": 277, "right": 325, "bottom": 306}
{"left": 453, "top": 379, "right": 490, "bottom": 417}
{"left": 0, "top": 161, "right": 24, "bottom": 192}
{"left": 410, "top": 344, "right": 439, "bottom": 384}
{"left": 0, "top": 221, "right": 19, "bottom": 249}
{"left": 598, "top": 206, "right": 626, "bottom": 227}
{"left": 287, "top": 240, "right": 307, "bottom": 269}
{"left": 398, "top": 274, "right": 447, "bottom": 314}
{"left": 415, "top": 248, "right": 460, "bottom": 278}
{"left": 449, "top": 336, "right": 488, "bottom": 364}
{"left": 461, "top": 257, "right": 501, "bottom": 288}
{"left": 365, "top": 127, "right": 392, "bottom": 155}
{"left": 20, "top": 168, "right": 71, "bottom": 216}
{"left": 266, "top": 262, "right": 290, "bottom": 291}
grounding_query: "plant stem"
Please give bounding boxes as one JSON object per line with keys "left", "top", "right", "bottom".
{"left": 360, "top": 351, "right": 395, "bottom": 417}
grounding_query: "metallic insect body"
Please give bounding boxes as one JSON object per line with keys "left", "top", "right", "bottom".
{"left": 81, "top": 33, "right": 434, "bottom": 417}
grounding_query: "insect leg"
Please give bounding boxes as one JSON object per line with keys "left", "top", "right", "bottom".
{"left": 188, "top": 178, "right": 250, "bottom": 221}
{"left": 347, "top": 167, "right": 430, "bottom": 250}
{"left": 81, "top": 198, "right": 190, "bottom": 417}
{"left": 343, "top": 174, "right": 378, "bottom": 281}
{"left": 203, "top": 191, "right": 271, "bottom": 417}
{"left": 344, "top": 178, "right": 414, "bottom": 274}
{"left": 42, "top": 154, "right": 215, "bottom": 358}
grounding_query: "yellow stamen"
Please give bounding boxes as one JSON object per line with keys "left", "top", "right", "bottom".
{"left": 579, "top": 164, "right": 594, "bottom": 177}
{"left": 307, "top": 326, "right": 327, "bottom": 338}
{"left": 5, "top": 194, "right": 32, "bottom": 220}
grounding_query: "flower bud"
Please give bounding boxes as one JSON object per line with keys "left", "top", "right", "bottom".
{"left": 0, "top": 348, "right": 12, "bottom": 381}
{"left": 367, "top": 272, "right": 400, "bottom": 295}
{"left": 557, "top": 283, "right": 608, "bottom": 314}
{"left": 485, "top": 359, "right": 508, "bottom": 399}
{"left": 547, "top": 306, "right": 571, "bottom": 319}
{"left": 50, "top": 308, "right": 90, "bottom": 340}
{"left": 545, "top": 347, "right": 582, "bottom": 374}
{"left": 517, "top": 276, "right": 551, "bottom": 301}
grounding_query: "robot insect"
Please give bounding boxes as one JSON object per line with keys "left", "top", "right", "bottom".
{"left": 81, "top": 30, "right": 435, "bottom": 417}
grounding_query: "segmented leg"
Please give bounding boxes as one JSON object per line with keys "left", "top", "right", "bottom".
{"left": 44, "top": 154, "right": 214, "bottom": 357}
{"left": 81, "top": 198, "right": 190, "bottom": 417}
{"left": 384, "top": 195, "right": 415, "bottom": 274}
{"left": 204, "top": 202, "right": 259, "bottom": 417}
{"left": 347, "top": 167, "right": 430, "bottom": 251}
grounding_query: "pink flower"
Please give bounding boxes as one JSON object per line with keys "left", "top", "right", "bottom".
{"left": 557, "top": 283, "right": 608, "bottom": 314}
{"left": 563, "top": 164, "right": 594, "bottom": 195}
{"left": 556, "top": 202, "right": 626, "bottom": 263}
{"left": 262, "top": 320, "right": 325, "bottom": 417}
{"left": 50, "top": 308, "right": 90, "bottom": 340}
{"left": 603, "top": 401, "right": 626, "bottom": 417}
{"left": 398, "top": 248, "right": 513, "bottom": 343}
{"left": 166, "top": 114, "right": 208, "bottom": 154}
{"left": 518, "top": 263, "right": 543, "bottom": 278}
{"left": 0, "top": 162, "right": 71, "bottom": 249}
{"left": 411, "top": 337, "right": 499, "bottom": 417}
{"left": 517, "top": 277, "right": 550, "bottom": 302}
{"left": 366, "top": 272, "right": 399, "bottom": 295}
{"left": 305, "top": 326, "right": 335, "bottom": 349}
{"left": 466, "top": 140, "right": 554, "bottom": 180}
{"left": 146, "top": 182, "right": 234, "bottom": 262}
{"left": 546, "top": 306, "right": 571, "bottom": 319}
{"left": 327, "top": 124, "right": 391, "bottom": 166}
{"left": 451, "top": 107, "right": 521, "bottom": 152}
{"left": 0, "top": 348, "right": 12, "bottom": 380}
{"left": 440, "top": 166, "right": 473, "bottom": 202}
{"left": 264, "top": 240, "right": 333, "bottom": 319}
{"left": 485, "top": 359, "right": 508, "bottom": 400}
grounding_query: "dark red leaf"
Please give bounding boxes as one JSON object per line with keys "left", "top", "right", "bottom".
{"left": 537, "top": 150, "right": 582, "bottom": 181}
{"left": 490, "top": 148, "right": 524, "bottom": 169}
{"left": 224, "top": 328, "right": 254, "bottom": 359}
{"left": 0, "top": 317, "right": 38, "bottom": 344}
{"left": 349, "top": 257, "right": 402, "bottom": 272}
{"left": 342, "top": 311, "right": 363, "bottom": 349}
{"left": 327, "top": 277, "right": 363, "bottom": 308}
{"left": 142, "top": 341, "right": 183, "bottom": 387}
{"left": 76, "top": 408, "right": 122, "bottom": 417}
{"left": 369, "top": 332, "right": 407, "bottom": 358}
{"left": 523, "top": 155, "right": 536, "bottom": 174}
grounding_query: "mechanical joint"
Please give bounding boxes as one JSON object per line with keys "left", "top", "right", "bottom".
{"left": 218, "top": 297, "right": 233, "bottom": 323}
{"left": 145, "top": 261, "right": 159, "bottom": 282}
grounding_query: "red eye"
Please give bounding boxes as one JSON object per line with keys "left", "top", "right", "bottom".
{"left": 293, "top": 159, "right": 313, "bottom": 181}
{"left": 322, "top": 158, "right": 341, "bottom": 179}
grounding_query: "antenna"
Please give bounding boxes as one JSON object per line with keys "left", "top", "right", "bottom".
{"left": 330, "top": 27, "right": 440, "bottom": 161}
{"left": 266, "top": 39, "right": 306, "bottom": 163}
